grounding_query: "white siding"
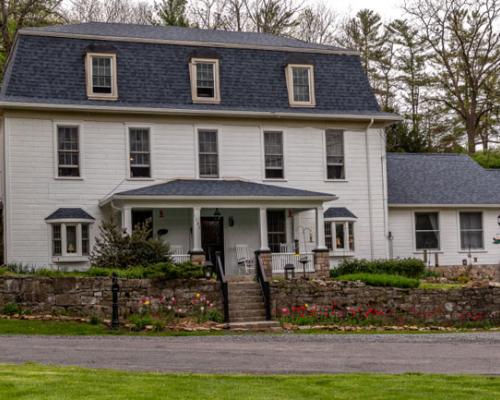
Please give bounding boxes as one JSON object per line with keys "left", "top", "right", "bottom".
{"left": 4, "top": 114, "right": 389, "bottom": 267}
{"left": 389, "top": 208, "right": 500, "bottom": 266}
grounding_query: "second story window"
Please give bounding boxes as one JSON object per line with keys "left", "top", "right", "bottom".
{"left": 85, "top": 53, "right": 118, "bottom": 100}
{"left": 286, "top": 64, "right": 315, "bottom": 107}
{"left": 129, "top": 128, "right": 151, "bottom": 178}
{"left": 325, "top": 130, "right": 345, "bottom": 180}
{"left": 189, "top": 58, "right": 220, "bottom": 104}
{"left": 198, "top": 130, "right": 219, "bottom": 178}
{"left": 57, "top": 125, "right": 80, "bottom": 178}
{"left": 264, "top": 131, "right": 284, "bottom": 179}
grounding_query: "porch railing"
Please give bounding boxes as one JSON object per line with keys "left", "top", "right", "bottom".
{"left": 255, "top": 252, "right": 271, "bottom": 321}
{"left": 215, "top": 251, "right": 229, "bottom": 323}
{"left": 271, "top": 252, "right": 314, "bottom": 274}
{"left": 171, "top": 254, "right": 190, "bottom": 264}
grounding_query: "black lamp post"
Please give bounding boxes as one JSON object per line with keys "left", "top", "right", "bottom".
{"left": 111, "top": 272, "right": 120, "bottom": 330}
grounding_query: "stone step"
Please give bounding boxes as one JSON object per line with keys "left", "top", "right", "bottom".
{"left": 229, "top": 303, "right": 265, "bottom": 313}
{"left": 229, "top": 309, "right": 267, "bottom": 319}
{"left": 228, "top": 293, "right": 263, "bottom": 301}
{"left": 228, "top": 288, "right": 262, "bottom": 297}
{"left": 228, "top": 282, "right": 261, "bottom": 290}
{"left": 226, "top": 275, "right": 255, "bottom": 282}
{"left": 229, "top": 297, "right": 264, "bottom": 306}
{"left": 229, "top": 320, "right": 281, "bottom": 330}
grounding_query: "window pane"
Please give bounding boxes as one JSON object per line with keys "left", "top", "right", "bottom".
{"left": 66, "top": 225, "right": 77, "bottom": 254}
{"left": 57, "top": 126, "right": 80, "bottom": 177}
{"left": 52, "top": 224, "right": 62, "bottom": 256}
{"left": 129, "top": 128, "right": 151, "bottom": 178}
{"left": 416, "top": 231, "right": 439, "bottom": 249}
{"left": 415, "top": 213, "right": 439, "bottom": 231}
{"left": 348, "top": 222, "right": 355, "bottom": 251}
{"left": 335, "top": 223, "right": 345, "bottom": 250}
{"left": 292, "top": 67, "right": 310, "bottom": 102}
{"left": 198, "top": 131, "right": 218, "bottom": 177}
{"left": 264, "top": 131, "right": 284, "bottom": 179}
{"left": 324, "top": 222, "right": 332, "bottom": 250}
{"left": 92, "top": 56, "right": 112, "bottom": 94}
{"left": 267, "top": 210, "right": 286, "bottom": 253}
{"left": 326, "top": 130, "right": 344, "bottom": 179}
{"left": 196, "top": 63, "right": 215, "bottom": 98}
{"left": 460, "top": 212, "right": 483, "bottom": 249}
{"left": 81, "top": 224, "right": 89, "bottom": 256}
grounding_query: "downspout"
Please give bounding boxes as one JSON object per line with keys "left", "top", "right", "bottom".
{"left": 365, "top": 118, "right": 375, "bottom": 259}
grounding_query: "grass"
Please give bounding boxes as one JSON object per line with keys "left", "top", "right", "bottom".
{"left": 335, "top": 273, "right": 420, "bottom": 288}
{"left": 419, "top": 282, "right": 465, "bottom": 290}
{"left": 0, "top": 363, "right": 498, "bottom": 400}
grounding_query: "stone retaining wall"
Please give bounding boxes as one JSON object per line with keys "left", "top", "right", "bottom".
{"left": 271, "top": 280, "right": 500, "bottom": 324}
{"left": 0, "top": 277, "right": 222, "bottom": 318}
{"left": 433, "top": 264, "right": 499, "bottom": 281}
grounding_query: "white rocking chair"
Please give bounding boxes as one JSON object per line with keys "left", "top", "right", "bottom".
{"left": 235, "top": 244, "right": 255, "bottom": 275}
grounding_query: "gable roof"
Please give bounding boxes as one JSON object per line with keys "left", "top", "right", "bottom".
{"left": 324, "top": 207, "right": 357, "bottom": 219}
{"left": 387, "top": 153, "right": 500, "bottom": 205}
{"left": 0, "top": 23, "right": 399, "bottom": 122}
{"left": 21, "top": 22, "right": 350, "bottom": 53}
{"left": 110, "top": 179, "right": 335, "bottom": 200}
{"left": 45, "top": 207, "right": 95, "bottom": 221}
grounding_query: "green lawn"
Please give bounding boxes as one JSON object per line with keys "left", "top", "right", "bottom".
{"left": 0, "top": 363, "right": 498, "bottom": 400}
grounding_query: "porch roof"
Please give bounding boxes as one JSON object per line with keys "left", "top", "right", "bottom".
{"left": 103, "top": 179, "right": 336, "bottom": 204}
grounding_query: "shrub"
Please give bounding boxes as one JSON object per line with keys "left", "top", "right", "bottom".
{"left": 206, "top": 309, "right": 224, "bottom": 323}
{"left": 89, "top": 315, "right": 102, "bottom": 325}
{"left": 335, "top": 273, "right": 420, "bottom": 288}
{"left": 330, "top": 258, "right": 425, "bottom": 279}
{"left": 2, "top": 303, "right": 22, "bottom": 315}
{"left": 128, "top": 314, "right": 154, "bottom": 331}
{"left": 90, "top": 219, "right": 171, "bottom": 268}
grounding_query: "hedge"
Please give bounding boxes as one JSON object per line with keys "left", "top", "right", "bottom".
{"left": 335, "top": 273, "right": 420, "bottom": 289}
{"left": 330, "top": 258, "right": 426, "bottom": 279}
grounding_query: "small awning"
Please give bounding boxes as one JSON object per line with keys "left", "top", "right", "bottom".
{"left": 45, "top": 208, "right": 95, "bottom": 221}
{"left": 100, "top": 179, "right": 336, "bottom": 206}
{"left": 324, "top": 207, "right": 357, "bottom": 219}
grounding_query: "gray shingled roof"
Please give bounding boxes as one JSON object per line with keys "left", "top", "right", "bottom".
{"left": 324, "top": 207, "right": 357, "bottom": 219}
{"left": 0, "top": 23, "right": 396, "bottom": 119}
{"left": 22, "top": 22, "right": 348, "bottom": 52}
{"left": 387, "top": 153, "right": 500, "bottom": 205}
{"left": 45, "top": 208, "right": 95, "bottom": 221}
{"left": 114, "top": 179, "right": 335, "bottom": 198}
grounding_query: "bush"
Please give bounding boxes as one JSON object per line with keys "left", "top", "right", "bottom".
{"left": 206, "top": 309, "right": 224, "bottom": 323}
{"left": 335, "top": 273, "right": 420, "bottom": 288}
{"left": 2, "top": 303, "right": 22, "bottom": 315}
{"left": 85, "top": 263, "right": 205, "bottom": 280}
{"left": 128, "top": 314, "right": 154, "bottom": 331}
{"left": 330, "top": 258, "right": 425, "bottom": 279}
{"left": 90, "top": 219, "right": 171, "bottom": 268}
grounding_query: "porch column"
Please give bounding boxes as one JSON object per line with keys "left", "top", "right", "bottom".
{"left": 314, "top": 206, "right": 327, "bottom": 250}
{"left": 259, "top": 207, "right": 270, "bottom": 251}
{"left": 121, "top": 206, "right": 132, "bottom": 234}
{"left": 191, "top": 206, "right": 202, "bottom": 252}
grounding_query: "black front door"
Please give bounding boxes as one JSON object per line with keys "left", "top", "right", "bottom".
{"left": 201, "top": 217, "right": 224, "bottom": 268}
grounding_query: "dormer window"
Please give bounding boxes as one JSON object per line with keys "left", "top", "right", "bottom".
{"left": 189, "top": 58, "right": 220, "bottom": 104}
{"left": 285, "top": 64, "right": 315, "bottom": 107}
{"left": 85, "top": 53, "right": 118, "bottom": 100}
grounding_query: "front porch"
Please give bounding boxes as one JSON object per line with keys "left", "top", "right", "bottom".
{"left": 100, "top": 179, "right": 336, "bottom": 278}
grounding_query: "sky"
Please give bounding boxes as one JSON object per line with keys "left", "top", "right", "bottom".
{"left": 325, "top": 0, "right": 405, "bottom": 19}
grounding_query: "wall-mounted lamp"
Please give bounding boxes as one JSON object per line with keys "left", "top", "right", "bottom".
{"left": 497, "top": 215, "right": 500, "bottom": 226}
{"left": 228, "top": 216, "right": 234, "bottom": 227}
{"left": 213, "top": 208, "right": 221, "bottom": 218}
{"left": 157, "top": 229, "right": 168, "bottom": 236}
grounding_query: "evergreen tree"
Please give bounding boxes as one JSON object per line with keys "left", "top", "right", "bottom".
{"left": 157, "top": 0, "right": 190, "bottom": 27}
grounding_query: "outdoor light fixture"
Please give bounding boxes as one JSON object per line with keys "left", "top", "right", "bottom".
{"left": 497, "top": 215, "right": 500, "bottom": 226}
{"left": 213, "top": 208, "right": 221, "bottom": 217}
{"left": 284, "top": 263, "right": 295, "bottom": 280}
{"left": 228, "top": 216, "right": 234, "bottom": 227}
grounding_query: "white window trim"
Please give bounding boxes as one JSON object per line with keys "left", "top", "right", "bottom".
{"left": 262, "top": 129, "right": 286, "bottom": 181}
{"left": 457, "top": 210, "right": 485, "bottom": 251}
{"left": 85, "top": 52, "right": 118, "bottom": 100}
{"left": 323, "top": 129, "right": 347, "bottom": 181}
{"left": 325, "top": 220, "right": 355, "bottom": 255}
{"left": 125, "top": 124, "right": 155, "bottom": 181}
{"left": 48, "top": 219, "right": 93, "bottom": 262}
{"left": 413, "top": 211, "right": 441, "bottom": 252}
{"left": 196, "top": 128, "right": 220, "bottom": 179}
{"left": 189, "top": 58, "right": 221, "bottom": 104}
{"left": 285, "top": 64, "right": 316, "bottom": 107}
{"left": 53, "top": 122, "right": 84, "bottom": 180}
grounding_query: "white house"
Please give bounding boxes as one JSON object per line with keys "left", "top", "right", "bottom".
{"left": 0, "top": 22, "right": 497, "bottom": 278}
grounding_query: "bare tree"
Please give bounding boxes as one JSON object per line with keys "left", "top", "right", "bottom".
{"left": 65, "top": 0, "right": 153, "bottom": 24}
{"left": 0, "top": 0, "right": 63, "bottom": 72}
{"left": 405, "top": 0, "right": 500, "bottom": 153}
{"left": 189, "top": 0, "right": 228, "bottom": 30}
{"left": 295, "top": 1, "right": 337, "bottom": 44}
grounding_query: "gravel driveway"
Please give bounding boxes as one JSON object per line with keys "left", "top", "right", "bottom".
{"left": 0, "top": 332, "right": 499, "bottom": 374}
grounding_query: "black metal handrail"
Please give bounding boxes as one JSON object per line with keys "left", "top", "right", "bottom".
{"left": 255, "top": 253, "right": 271, "bottom": 320}
{"left": 215, "top": 251, "right": 229, "bottom": 323}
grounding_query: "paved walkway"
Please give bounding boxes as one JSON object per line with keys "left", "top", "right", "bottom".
{"left": 0, "top": 332, "right": 499, "bottom": 374}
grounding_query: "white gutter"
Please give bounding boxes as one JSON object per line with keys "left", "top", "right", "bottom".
{"left": 365, "top": 118, "right": 375, "bottom": 259}
{"left": 99, "top": 194, "right": 338, "bottom": 207}
{"left": 0, "top": 100, "right": 402, "bottom": 124}
{"left": 389, "top": 203, "right": 500, "bottom": 208}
